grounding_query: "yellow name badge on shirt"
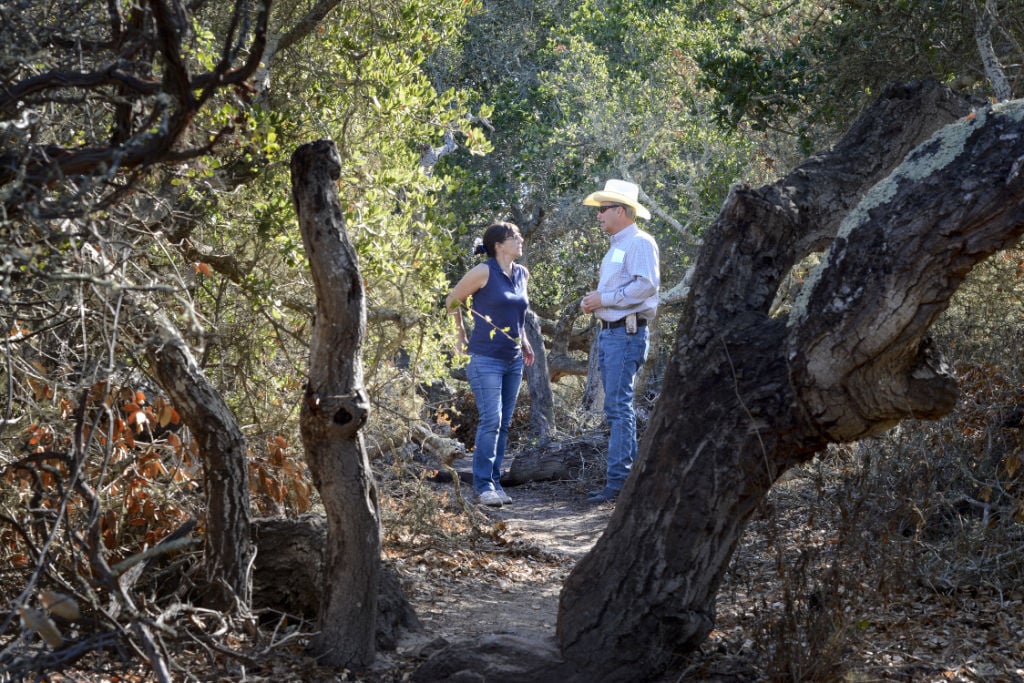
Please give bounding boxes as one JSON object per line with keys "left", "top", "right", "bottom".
{"left": 610, "top": 249, "right": 626, "bottom": 264}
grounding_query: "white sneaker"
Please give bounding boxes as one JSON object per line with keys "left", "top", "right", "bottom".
{"left": 476, "top": 490, "right": 504, "bottom": 506}
{"left": 495, "top": 489, "right": 512, "bottom": 504}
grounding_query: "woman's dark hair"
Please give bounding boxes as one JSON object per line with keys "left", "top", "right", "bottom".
{"left": 475, "top": 221, "right": 520, "bottom": 257}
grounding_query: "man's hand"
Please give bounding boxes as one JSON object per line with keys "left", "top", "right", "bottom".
{"left": 580, "top": 290, "right": 602, "bottom": 314}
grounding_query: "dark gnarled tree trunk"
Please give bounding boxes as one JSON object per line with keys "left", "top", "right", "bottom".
{"left": 557, "top": 82, "right": 1024, "bottom": 681}
{"left": 144, "top": 310, "right": 251, "bottom": 609}
{"left": 290, "top": 139, "right": 381, "bottom": 668}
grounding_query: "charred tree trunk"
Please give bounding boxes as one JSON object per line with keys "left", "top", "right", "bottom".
{"left": 290, "top": 140, "right": 381, "bottom": 668}
{"left": 558, "top": 82, "right": 1024, "bottom": 680}
{"left": 144, "top": 311, "right": 251, "bottom": 609}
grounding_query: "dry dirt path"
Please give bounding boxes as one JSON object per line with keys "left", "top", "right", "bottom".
{"left": 389, "top": 468, "right": 1024, "bottom": 683}
{"left": 408, "top": 479, "right": 613, "bottom": 642}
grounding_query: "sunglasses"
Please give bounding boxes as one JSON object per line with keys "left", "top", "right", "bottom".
{"left": 597, "top": 204, "right": 623, "bottom": 214}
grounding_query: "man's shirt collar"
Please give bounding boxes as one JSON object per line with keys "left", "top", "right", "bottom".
{"left": 610, "top": 224, "right": 638, "bottom": 245}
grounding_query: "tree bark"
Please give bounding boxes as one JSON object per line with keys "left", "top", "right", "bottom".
{"left": 504, "top": 437, "right": 600, "bottom": 486}
{"left": 144, "top": 310, "right": 251, "bottom": 610}
{"left": 558, "top": 81, "right": 1024, "bottom": 681}
{"left": 975, "top": 0, "right": 1012, "bottom": 102}
{"left": 251, "top": 515, "right": 420, "bottom": 650}
{"left": 524, "top": 310, "right": 556, "bottom": 441}
{"left": 290, "top": 139, "right": 381, "bottom": 668}
{"left": 580, "top": 332, "right": 603, "bottom": 414}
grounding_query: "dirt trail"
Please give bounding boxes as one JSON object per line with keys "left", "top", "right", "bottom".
{"left": 394, "top": 465, "right": 1024, "bottom": 682}
{"left": 489, "top": 480, "right": 612, "bottom": 558}
{"left": 408, "top": 479, "right": 613, "bottom": 642}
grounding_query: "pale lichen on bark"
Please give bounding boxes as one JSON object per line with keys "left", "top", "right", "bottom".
{"left": 788, "top": 102, "right": 1013, "bottom": 330}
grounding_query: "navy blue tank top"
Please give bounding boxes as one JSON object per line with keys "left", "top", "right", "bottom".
{"left": 467, "top": 259, "right": 529, "bottom": 361}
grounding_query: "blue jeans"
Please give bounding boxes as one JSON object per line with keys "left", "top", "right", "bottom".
{"left": 598, "top": 326, "right": 649, "bottom": 491}
{"left": 466, "top": 354, "right": 524, "bottom": 494}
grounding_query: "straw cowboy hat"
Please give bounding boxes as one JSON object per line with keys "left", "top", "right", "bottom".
{"left": 582, "top": 179, "right": 651, "bottom": 220}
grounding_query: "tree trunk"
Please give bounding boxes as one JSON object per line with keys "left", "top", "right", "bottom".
{"left": 144, "top": 310, "right": 251, "bottom": 609}
{"left": 524, "top": 310, "right": 555, "bottom": 441}
{"left": 558, "top": 81, "right": 1024, "bottom": 681}
{"left": 290, "top": 139, "right": 381, "bottom": 668}
{"left": 251, "top": 515, "right": 420, "bottom": 650}
{"left": 580, "top": 332, "right": 603, "bottom": 414}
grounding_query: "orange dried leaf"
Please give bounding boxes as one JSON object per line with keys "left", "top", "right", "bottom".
{"left": 144, "top": 459, "right": 168, "bottom": 478}
{"left": 28, "top": 378, "right": 52, "bottom": 400}
{"left": 19, "top": 606, "right": 63, "bottom": 647}
{"left": 159, "top": 404, "right": 174, "bottom": 428}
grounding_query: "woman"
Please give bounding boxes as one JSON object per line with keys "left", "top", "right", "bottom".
{"left": 446, "top": 222, "right": 535, "bottom": 506}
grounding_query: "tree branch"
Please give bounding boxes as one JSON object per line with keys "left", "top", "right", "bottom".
{"left": 975, "top": 0, "right": 1012, "bottom": 102}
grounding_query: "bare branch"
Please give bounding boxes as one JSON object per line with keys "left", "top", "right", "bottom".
{"left": 976, "top": 0, "right": 1012, "bottom": 101}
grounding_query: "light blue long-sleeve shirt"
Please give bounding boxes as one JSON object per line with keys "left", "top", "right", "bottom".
{"left": 596, "top": 224, "right": 660, "bottom": 322}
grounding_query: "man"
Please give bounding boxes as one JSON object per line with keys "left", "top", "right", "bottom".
{"left": 579, "top": 179, "right": 660, "bottom": 503}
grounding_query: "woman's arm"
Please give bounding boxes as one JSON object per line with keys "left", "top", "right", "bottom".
{"left": 445, "top": 263, "right": 489, "bottom": 354}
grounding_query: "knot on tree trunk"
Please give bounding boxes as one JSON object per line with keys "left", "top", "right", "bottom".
{"left": 791, "top": 335, "right": 960, "bottom": 443}
{"left": 305, "top": 387, "right": 370, "bottom": 438}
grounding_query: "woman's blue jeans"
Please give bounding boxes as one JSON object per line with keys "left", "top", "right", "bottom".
{"left": 466, "top": 354, "right": 524, "bottom": 494}
{"left": 598, "top": 325, "right": 650, "bottom": 491}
